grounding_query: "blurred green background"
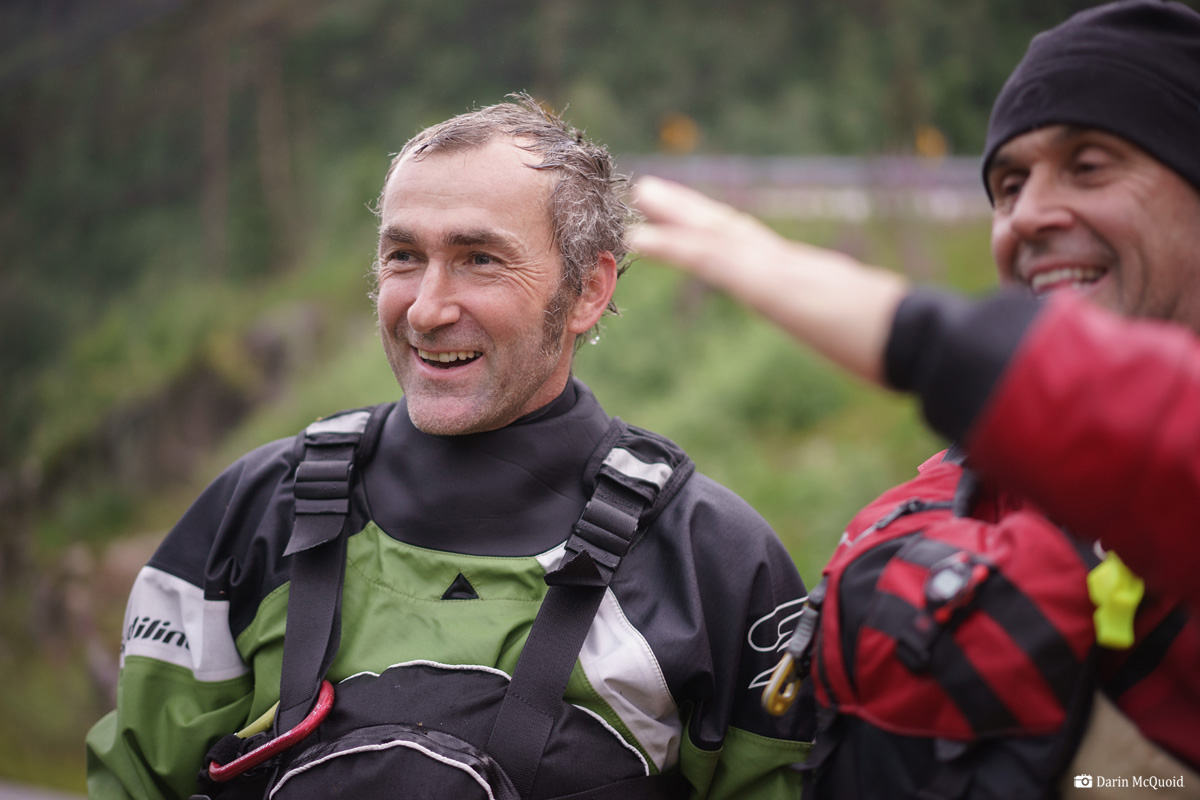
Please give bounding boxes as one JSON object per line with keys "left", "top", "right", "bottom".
{"left": 2, "top": 0, "right": 1174, "bottom": 792}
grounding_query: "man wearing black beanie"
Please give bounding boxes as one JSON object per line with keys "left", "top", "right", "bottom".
{"left": 632, "top": 0, "right": 1200, "bottom": 795}
{"left": 982, "top": 0, "right": 1200, "bottom": 331}
{"left": 985, "top": 0, "right": 1200, "bottom": 202}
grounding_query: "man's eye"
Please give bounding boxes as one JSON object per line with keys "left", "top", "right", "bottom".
{"left": 994, "top": 174, "right": 1024, "bottom": 204}
{"left": 471, "top": 253, "right": 496, "bottom": 266}
{"left": 381, "top": 251, "right": 419, "bottom": 274}
{"left": 384, "top": 250, "right": 419, "bottom": 268}
{"left": 1072, "top": 147, "right": 1115, "bottom": 175}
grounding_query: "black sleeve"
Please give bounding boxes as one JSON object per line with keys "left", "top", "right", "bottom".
{"left": 145, "top": 436, "right": 302, "bottom": 638}
{"left": 884, "top": 288, "right": 1043, "bottom": 443}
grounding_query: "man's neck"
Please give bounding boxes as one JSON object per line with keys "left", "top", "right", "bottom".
{"left": 363, "top": 379, "right": 612, "bottom": 556}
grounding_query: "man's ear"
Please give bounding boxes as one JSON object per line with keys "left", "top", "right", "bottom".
{"left": 567, "top": 251, "right": 618, "bottom": 335}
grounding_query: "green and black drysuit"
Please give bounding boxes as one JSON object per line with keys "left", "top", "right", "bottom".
{"left": 86, "top": 380, "right": 813, "bottom": 799}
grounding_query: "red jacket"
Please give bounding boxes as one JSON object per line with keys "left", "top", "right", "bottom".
{"left": 886, "top": 289, "right": 1200, "bottom": 768}
{"left": 968, "top": 293, "right": 1200, "bottom": 618}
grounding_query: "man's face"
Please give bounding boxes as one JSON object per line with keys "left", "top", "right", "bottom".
{"left": 375, "top": 139, "right": 591, "bottom": 435}
{"left": 988, "top": 125, "right": 1200, "bottom": 330}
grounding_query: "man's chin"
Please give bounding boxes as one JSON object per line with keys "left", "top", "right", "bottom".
{"left": 405, "top": 398, "right": 502, "bottom": 436}
{"left": 407, "top": 408, "right": 476, "bottom": 437}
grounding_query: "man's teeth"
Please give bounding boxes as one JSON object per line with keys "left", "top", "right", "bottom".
{"left": 418, "top": 349, "right": 480, "bottom": 363}
{"left": 1029, "top": 267, "right": 1104, "bottom": 293}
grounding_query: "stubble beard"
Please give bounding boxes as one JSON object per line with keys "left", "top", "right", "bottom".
{"left": 384, "top": 281, "right": 578, "bottom": 436}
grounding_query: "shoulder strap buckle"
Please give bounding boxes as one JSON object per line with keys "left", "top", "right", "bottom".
{"left": 558, "top": 419, "right": 694, "bottom": 581}
{"left": 284, "top": 409, "right": 374, "bottom": 556}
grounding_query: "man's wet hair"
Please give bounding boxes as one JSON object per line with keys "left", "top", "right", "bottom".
{"left": 380, "top": 93, "right": 633, "bottom": 323}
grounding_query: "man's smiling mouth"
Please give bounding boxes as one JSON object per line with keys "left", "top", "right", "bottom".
{"left": 1028, "top": 266, "right": 1107, "bottom": 295}
{"left": 417, "top": 348, "right": 482, "bottom": 368}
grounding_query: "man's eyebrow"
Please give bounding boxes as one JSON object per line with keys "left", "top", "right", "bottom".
{"left": 988, "top": 146, "right": 1026, "bottom": 175}
{"left": 378, "top": 225, "right": 417, "bottom": 247}
{"left": 444, "top": 229, "right": 514, "bottom": 249}
{"left": 990, "top": 124, "right": 1096, "bottom": 176}
{"left": 377, "top": 226, "right": 515, "bottom": 250}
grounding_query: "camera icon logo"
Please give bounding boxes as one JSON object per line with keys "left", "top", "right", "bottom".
{"left": 1074, "top": 774, "right": 1094, "bottom": 788}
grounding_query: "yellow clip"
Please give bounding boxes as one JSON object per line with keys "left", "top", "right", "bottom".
{"left": 762, "top": 652, "right": 800, "bottom": 716}
{"left": 1087, "top": 551, "right": 1144, "bottom": 650}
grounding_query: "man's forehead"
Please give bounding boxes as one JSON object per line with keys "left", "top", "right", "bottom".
{"left": 382, "top": 138, "right": 554, "bottom": 209}
{"left": 393, "top": 137, "right": 546, "bottom": 180}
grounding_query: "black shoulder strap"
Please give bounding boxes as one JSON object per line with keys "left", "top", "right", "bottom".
{"left": 275, "top": 404, "right": 390, "bottom": 736}
{"left": 486, "top": 418, "right": 692, "bottom": 798}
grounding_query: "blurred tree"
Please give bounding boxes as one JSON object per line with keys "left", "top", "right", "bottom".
{"left": 200, "top": 0, "right": 231, "bottom": 276}
{"left": 251, "top": 16, "right": 298, "bottom": 270}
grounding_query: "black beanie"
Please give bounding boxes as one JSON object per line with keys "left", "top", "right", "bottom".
{"left": 983, "top": 0, "right": 1200, "bottom": 202}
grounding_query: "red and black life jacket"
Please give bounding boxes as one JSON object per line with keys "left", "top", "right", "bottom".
{"left": 765, "top": 452, "right": 1195, "bottom": 799}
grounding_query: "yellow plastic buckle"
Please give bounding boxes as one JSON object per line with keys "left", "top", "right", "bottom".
{"left": 1088, "top": 550, "right": 1144, "bottom": 650}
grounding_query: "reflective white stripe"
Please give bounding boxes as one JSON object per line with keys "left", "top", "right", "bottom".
{"left": 573, "top": 703, "right": 650, "bottom": 775}
{"left": 269, "top": 739, "right": 498, "bottom": 800}
{"left": 120, "top": 566, "right": 249, "bottom": 682}
{"left": 341, "top": 660, "right": 513, "bottom": 683}
{"left": 578, "top": 589, "right": 681, "bottom": 771}
{"left": 603, "top": 448, "right": 673, "bottom": 489}
{"left": 306, "top": 410, "right": 370, "bottom": 437}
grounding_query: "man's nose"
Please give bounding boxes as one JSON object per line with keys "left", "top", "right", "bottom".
{"left": 1008, "top": 172, "right": 1074, "bottom": 239}
{"left": 407, "top": 265, "right": 461, "bottom": 332}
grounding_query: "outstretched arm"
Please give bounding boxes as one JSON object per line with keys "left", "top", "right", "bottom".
{"left": 631, "top": 176, "right": 1200, "bottom": 615}
{"left": 629, "top": 176, "right": 908, "bottom": 384}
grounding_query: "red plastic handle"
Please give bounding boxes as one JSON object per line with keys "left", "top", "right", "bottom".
{"left": 208, "top": 680, "right": 335, "bottom": 782}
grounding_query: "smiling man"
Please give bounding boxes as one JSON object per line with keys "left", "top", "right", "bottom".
{"left": 988, "top": 126, "right": 1200, "bottom": 322}
{"left": 374, "top": 137, "right": 602, "bottom": 436}
{"left": 86, "top": 96, "right": 813, "bottom": 800}
{"left": 631, "top": 0, "right": 1200, "bottom": 792}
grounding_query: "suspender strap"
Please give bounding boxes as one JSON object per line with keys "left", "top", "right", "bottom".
{"left": 276, "top": 409, "right": 374, "bottom": 735}
{"left": 485, "top": 552, "right": 614, "bottom": 798}
{"left": 486, "top": 421, "right": 685, "bottom": 799}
